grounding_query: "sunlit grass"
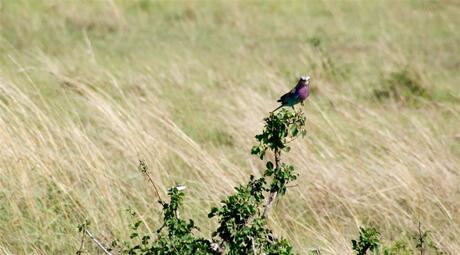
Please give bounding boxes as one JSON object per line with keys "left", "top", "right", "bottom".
{"left": 0, "top": 0, "right": 459, "bottom": 254}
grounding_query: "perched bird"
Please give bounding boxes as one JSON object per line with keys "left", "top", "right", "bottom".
{"left": 273, "top": 76, "right": 311, "bottom": 112}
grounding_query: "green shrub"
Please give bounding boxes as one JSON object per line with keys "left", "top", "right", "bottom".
{"left": 77, "top": 108, "right": 307, "bottom": 254}
{"left": 352, "top": 225, "right": 445, "bottom": 255}
{"left": 351, "top": 227, "right": 381, "bottom": 255}
{"left": 119, "top": 188, "right": 215, "bottom": 255}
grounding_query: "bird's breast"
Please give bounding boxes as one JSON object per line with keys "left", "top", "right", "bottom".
{"left": 297, "top": 86, "right": 309, "bottom": 100}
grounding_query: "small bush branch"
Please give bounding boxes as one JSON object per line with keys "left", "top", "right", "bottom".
{"left": 138, "top": 160, "right": 163, "bottom": 202}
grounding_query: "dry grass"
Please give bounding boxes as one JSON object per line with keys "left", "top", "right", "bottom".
{"left": 0, "top": 0, "right": 459, "bottom": 254}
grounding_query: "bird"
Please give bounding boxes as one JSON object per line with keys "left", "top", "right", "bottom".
{"left": 273, "top": 76, "right": 311, "bottom": 112}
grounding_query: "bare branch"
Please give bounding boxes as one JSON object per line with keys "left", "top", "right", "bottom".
{"left": 250, "top": 236, "right": 257, "bottom": 255}
{"left": 144, "top": 170, "right": 163, "bottom": 202}
{"left": 76, "top": 228, "right": 86, "bottom": 255}
{"left": 139, "top": 160, "right": 163, "bottom": 202}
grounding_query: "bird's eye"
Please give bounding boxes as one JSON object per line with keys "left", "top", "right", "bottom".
{"left": 300, "top": 76, "right": 306, "bottom": 81}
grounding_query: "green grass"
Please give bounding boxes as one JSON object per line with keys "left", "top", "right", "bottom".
{"left": 0, "top": 0, "right": 459, "bottom": 254}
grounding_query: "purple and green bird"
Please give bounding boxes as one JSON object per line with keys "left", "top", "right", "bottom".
{"left": 273, "top": 76, "right": 311, "bottom": 112}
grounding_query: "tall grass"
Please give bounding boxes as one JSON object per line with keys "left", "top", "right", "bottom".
{"left": 0, "top": 0, "right": 459, "bottom": 254}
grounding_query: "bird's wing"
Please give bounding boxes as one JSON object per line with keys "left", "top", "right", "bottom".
{"left": 278, "top": 88, "right": 297, "bottom": 103}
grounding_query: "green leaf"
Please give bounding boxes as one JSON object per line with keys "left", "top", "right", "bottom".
{"left": 291, "top": 126, "right": 298, "bottom": 137}
{"left": 266, "top": 161, "right": 273, "bottom": 170}
{"left": 208, "top": 207, "right": 219, "bottom": 218}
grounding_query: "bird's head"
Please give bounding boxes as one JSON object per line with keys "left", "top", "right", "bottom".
{"left": 299, "top": 76, "right": 311, "bottom": 86}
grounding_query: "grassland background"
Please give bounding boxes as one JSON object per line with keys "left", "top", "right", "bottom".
{"left": 0, "top": 0, "right": 459, "bottom": 254}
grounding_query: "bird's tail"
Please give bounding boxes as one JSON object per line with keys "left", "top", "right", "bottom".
{"left": 271, "top": 104, "right": 283, "bottom": 113}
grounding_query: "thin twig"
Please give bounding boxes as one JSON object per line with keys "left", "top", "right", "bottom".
{"left": 76, "top": 227, "right": 86, "bottom": 254}
{"left": 263, "top": 192, "right": 277, "bottom": 218}
{"left": 418, "top": 222, "right": 424, "bottom": 255}
{"left": 143, "top": 171, "right": 163, "bottom": 202}
{"left": 85, "top": 229, "right": 113, "bottom": 255}
{"left": 250, "top": 236, "right": 257, "bottom": 255}
{"left": 138, "top": 160, "right": 163, "bottom": 202}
